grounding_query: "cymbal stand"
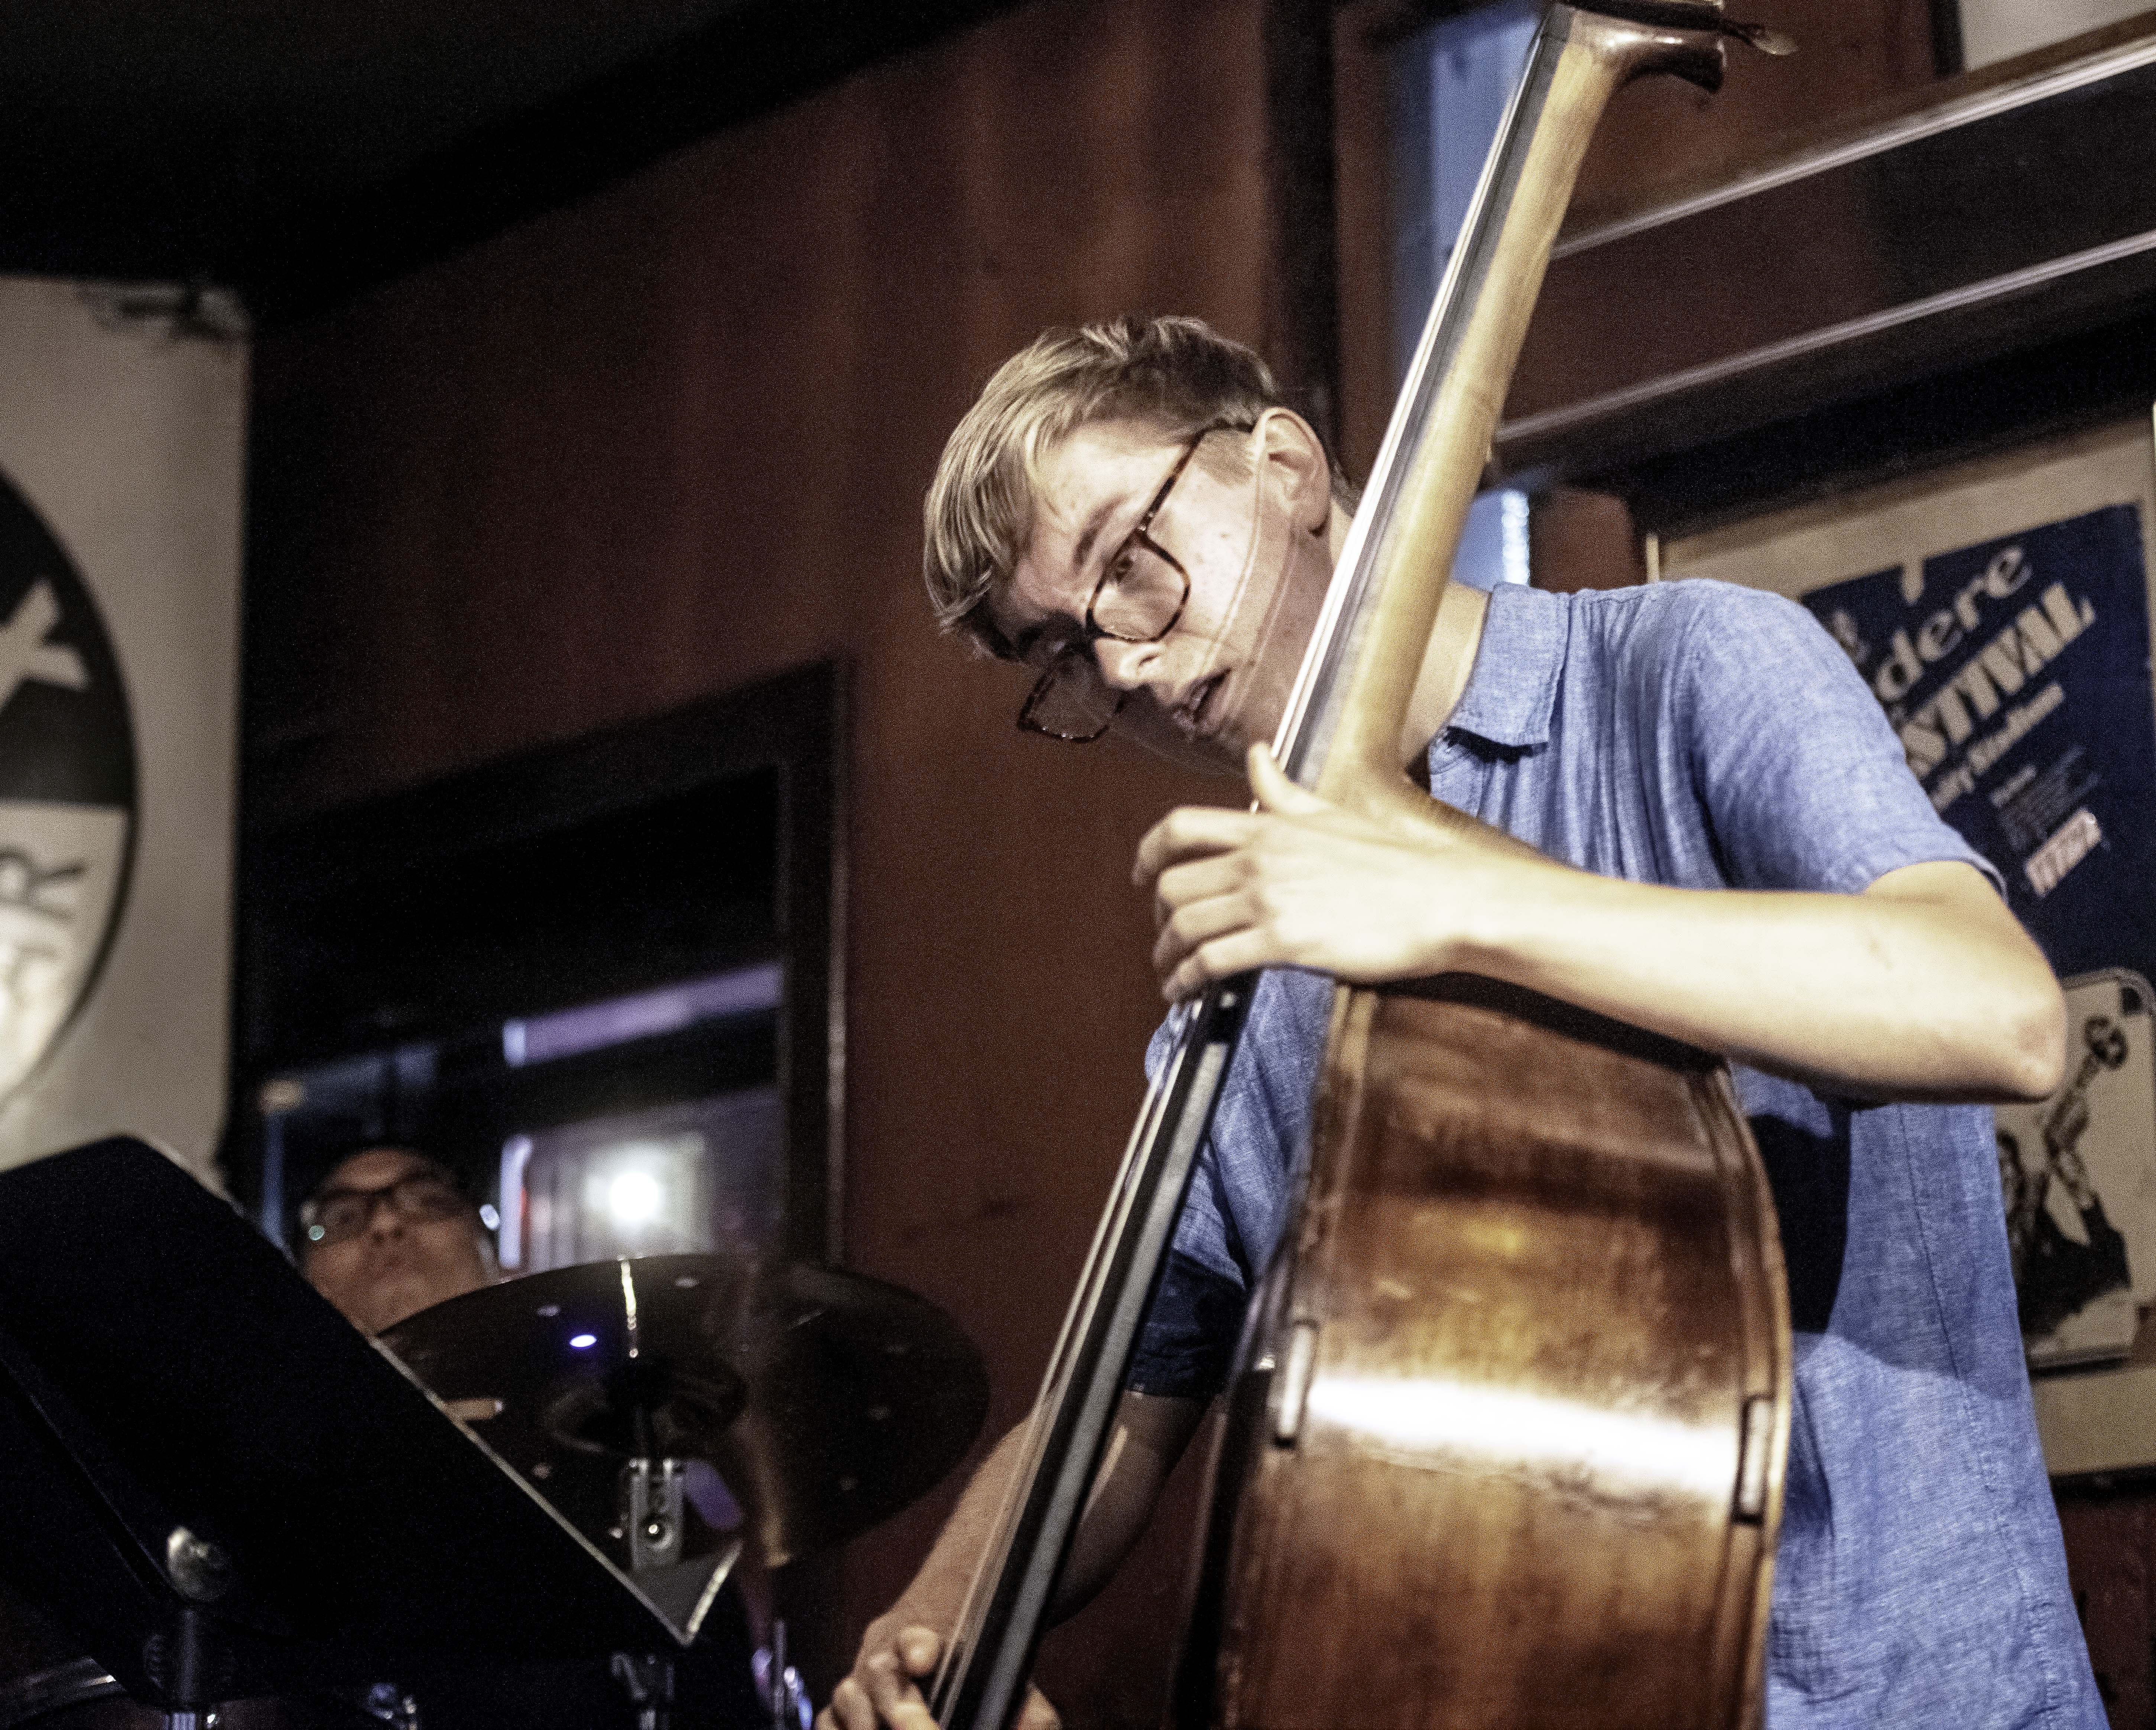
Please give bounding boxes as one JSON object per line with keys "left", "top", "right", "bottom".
{"left": 146, "top": 1528, "right": 234, "bottom": 1730}
{"left": 754, "top": 1621, "right": 811, "bottom": 1730}
{"left": 609, "top": 1652, "right": 674, "bottom": 1730}
{"left": 624, "top": 1458, "right": 686, "bottom": 1572}
{"left": 610, "top": 1389, "right": 684, "bottom": 1730}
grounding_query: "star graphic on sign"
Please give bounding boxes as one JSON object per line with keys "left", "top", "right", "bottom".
{"left": 0, "top": 580, "right": 88, "bottom": 712}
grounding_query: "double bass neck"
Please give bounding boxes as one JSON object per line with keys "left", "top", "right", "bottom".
{"left": 1282, "top": 2, "right": 1727, "bottom": 809}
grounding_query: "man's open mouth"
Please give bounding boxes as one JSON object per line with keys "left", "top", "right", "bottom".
{"left": 1174, "top": 669, "right": 1229, "bottom": 736}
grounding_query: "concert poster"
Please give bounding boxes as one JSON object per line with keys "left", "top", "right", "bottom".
{"left": 1665, "top": 427, "right": 2156, "bottom": 1454}
{"left": 1799, "top": 503, "right": 2156, "bottom": 992}
{"left": 1993, "top": 972, "right": 2156, "bottom": 1371}
{"left": 1801, "top": 503, "right": 2156, "bottom": 1379}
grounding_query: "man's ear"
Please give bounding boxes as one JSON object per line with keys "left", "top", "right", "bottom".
{"left": 1249, "top": 408, "right": 1334, "bottom": 534}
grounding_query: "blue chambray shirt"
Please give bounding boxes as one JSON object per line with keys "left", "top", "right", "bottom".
{"left": 1131, "top": 579, "right": 2103, "bottom": 1729}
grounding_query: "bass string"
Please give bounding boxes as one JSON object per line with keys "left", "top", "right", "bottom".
{"left": 931, "top": 1008, "right": 1202, "bottom": 1700}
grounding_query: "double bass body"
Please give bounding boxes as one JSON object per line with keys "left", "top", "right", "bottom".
{"left": 1190, "top": 980, "right": 1788, "bottom": 1730}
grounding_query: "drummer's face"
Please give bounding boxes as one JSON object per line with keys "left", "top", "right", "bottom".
{"left": 302, "top": 1148, "right": 493, "bottom": 1335}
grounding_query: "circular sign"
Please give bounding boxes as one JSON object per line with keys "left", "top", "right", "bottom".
{"left": 0, "top": 469, "right": 136, "bottom": 1102}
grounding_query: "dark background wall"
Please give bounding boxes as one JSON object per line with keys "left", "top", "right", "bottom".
{"left": 243, "top": 1, "right": 1988, "bottom": 1722}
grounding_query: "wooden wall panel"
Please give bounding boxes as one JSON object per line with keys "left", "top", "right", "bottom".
{"left": 1331, "top": 1, "right": 1395, "bottom": 484}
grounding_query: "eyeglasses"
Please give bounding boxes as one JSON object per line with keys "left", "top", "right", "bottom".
{"left": 1017, "top": 425, "right": 1231, "bottom": 743}
{"left": 302, "top": 1167, "right": 471, "bottom": 1248}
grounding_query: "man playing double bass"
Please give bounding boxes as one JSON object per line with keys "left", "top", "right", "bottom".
{"left": 820, "top": 316, "right": 2103, "bottom": 1730}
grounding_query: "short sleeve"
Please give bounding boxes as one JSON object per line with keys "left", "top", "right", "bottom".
{"left": 1127, "top": 1250, "right": 1245, "bottom": 1398}
{"left": 1127, "top": 1017, "right": 1245, "bottom": 1401}
{"left": 1671, "top": 584, "right": 2001, "bottom": 896}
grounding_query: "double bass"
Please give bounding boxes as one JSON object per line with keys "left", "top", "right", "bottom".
{"left": 932, "top": 5, "right": 1797, "bottom": 1726}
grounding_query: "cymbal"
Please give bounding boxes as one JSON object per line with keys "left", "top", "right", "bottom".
{"left": 381, "top": 1256, "right": 988, "bottom": 1569}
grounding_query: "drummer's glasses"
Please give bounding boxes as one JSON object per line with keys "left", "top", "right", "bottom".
{"left": 302, "top": 1167, "right": 470, "bottom": 1247}
{"left": 1017, "top": 424, "right": 1234, "bottom": 744}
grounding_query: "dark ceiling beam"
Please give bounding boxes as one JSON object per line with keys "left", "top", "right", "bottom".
{"left": 236, "top": 0, "right": 1021, "bottom": 329}
{"left": 1606, "top": 293, "right": 2156, "bottom": 535}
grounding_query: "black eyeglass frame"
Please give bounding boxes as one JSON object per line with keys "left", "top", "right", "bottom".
{"left": 1016, "top": 422, "right": 1235, "bottom": 743}
{"left": 299, "top": 1158, "right": 474, "bottom": 1250}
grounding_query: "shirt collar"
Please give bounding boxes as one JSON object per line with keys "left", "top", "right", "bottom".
{"left": 1436, "top": 582, "right": 1567, "bottom": 751}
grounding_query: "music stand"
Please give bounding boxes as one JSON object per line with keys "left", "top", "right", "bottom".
{"left": 0, "top": 1138, "right": 712, "bottom": 1725}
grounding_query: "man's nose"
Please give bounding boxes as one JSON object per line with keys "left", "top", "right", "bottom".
{"left": 1093, "top": 635, "right": 1166, "bottom": 692}
{"left": 365, "top": 1195, "right": 408, "bottom": 1239}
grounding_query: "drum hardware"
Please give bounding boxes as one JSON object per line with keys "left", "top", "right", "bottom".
{"left": 139, "top": 1615, "right": 226, "bottom": 1730}
{"left": 0, "top": 1143, "right": 988, "bottom": 1730}
{"left": 382, "top": 1254, "right": 989, "bottom": 1572}
{"left": 620, "top": 1460, "right": 687, "bottom": 1571}
{"left": 610, "top": 1252, "right": 680, "bottom": 1730}
{"left": 605, "top": 1460, "right": 739, "bottom": 1717}
{"left": 0, "top": 1568, "right": 385, "bottom": 1730}
{"left": 390, "top": 1255, "right": 986, "bottom": 1730}
{"left": 162, "top": 1534, "right": 231, "bottom": 1610}
{"left": 386, "top": 1256, "right": 987, "bottom": 1730}
{"left": 750, "top": 1623, "right": 809, "bottom": 1730}
{"left": 0, "top": 1140, "right": 701, "bottom": 1730}
{"left": 608, "top": 1424, "right": 689, "bottom": 1729}
{"left": 138, "top": 1528, "right": 242, "bottom": 1730}
{"left": 607, "top": 1654, "right": 672, "bottom": 1730}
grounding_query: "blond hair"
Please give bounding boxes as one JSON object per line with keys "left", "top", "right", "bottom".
{"left": 923, "top": 315, "right": 1328, "bottom": 656}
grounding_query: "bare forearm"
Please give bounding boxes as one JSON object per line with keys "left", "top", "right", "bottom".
{"left": 1460, "top": 859, "right": 2064, "bottom": 1102}
{"left": 827, "top": 1422, "right": 1053, "bottom": 1730}
{"left": 886, "top": 1393, "right": 1202, "bottom": 1635}
{"left": 1051, "top": 1393, "right": 1204, "bottom": 1619}
{"left": 884, "top": 1422, "right": 1029, "bottom": 1636}
{"left": 1144, "top": 751, "right": 2066, "bottom": 1104}
{"left": 828, "top": 1399, "right": 1199, "bottom": 1730}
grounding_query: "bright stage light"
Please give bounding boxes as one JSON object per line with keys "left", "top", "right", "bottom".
{"left": 607, "top": 1168, "right": 664, "bottom": 1228}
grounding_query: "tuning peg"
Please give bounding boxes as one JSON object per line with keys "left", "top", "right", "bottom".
{"left": 1592, "top": 2, "right": 1798, "bottom": 56}
{"left": 1722, "top": 16, "right": 1798, "bottom": 55}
